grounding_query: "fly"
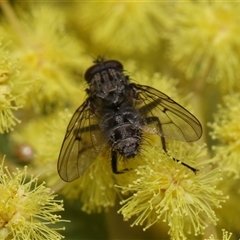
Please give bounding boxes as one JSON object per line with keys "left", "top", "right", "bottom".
{"left": 58, "top": 57, "right": 202, "bottom": 182}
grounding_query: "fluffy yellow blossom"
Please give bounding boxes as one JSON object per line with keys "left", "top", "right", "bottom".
{"left": 208, "top": 93, "right": 240, "bottom": 178}
{"left": 168, "top": 2, "right": 240, "bottom": 90}
{"left": 61, "top": 150, "right": 122, "bottom": 214}
{"left": 1, "top": 3, "right": 88, "bottom": 113}
{"left": 0, "top": 42, "right": 29, "bottom": 133}
{"left": 117, "top": 142, "right": 226, "bottom": 239}
{"left": 0, "top": 158, "right": 66, "bottom": 240}
{"left": 69, "top": 2, "right": 168, "bottom": 56}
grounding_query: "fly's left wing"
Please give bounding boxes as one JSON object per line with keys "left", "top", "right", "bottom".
{"left": 132, "top": 84, "right": 202, "bottom": 142}
{"left": 58, "top": 99, "right": 103, "bottom": 182}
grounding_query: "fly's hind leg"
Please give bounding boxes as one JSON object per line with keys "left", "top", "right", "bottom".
{"left": 111, "top": 150, "right": 132, "bottom": 174}
{"left": 143, "top": 116, "right": 198, "bottom": 173}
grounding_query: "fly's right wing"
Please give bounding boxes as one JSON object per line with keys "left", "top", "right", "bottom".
{"left": 57, "top": 99, "right": 102, "bottom": 182}
{"left": 132, "top": 84, "right": 202, "bottom": 142}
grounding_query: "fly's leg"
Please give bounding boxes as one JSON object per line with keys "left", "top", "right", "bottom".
{"left": 143, "top": 116, "right": 198, "bottom": 173}
{"left": 111, "top": 150, "right": 131, "bottom": 174}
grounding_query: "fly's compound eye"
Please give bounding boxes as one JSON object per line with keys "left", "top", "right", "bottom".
{"left": 84, "top": 60, "right": 123, "bottom": 82}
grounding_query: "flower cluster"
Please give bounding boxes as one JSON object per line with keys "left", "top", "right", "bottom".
{"left": 62, "top": 150, "right": 120, "bottom": 214}
{"left": 168, "top": 2, "right": 240, "bottom": 90}
{"left": 117, "top": 142, "right": 226, "bottom": 239}
{"left": 0, "top": 43, "right": 28, "bottom": 133}
{"left": 0, "top": 3, "right": 88, "bottom": 114}
{"left": 209, "top": 93, "right": 240, "bottom": 178}
{"left": 0, "top": 159, "right": 66, "bottom": 240}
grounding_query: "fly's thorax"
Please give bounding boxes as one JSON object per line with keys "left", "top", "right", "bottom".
{"left": 88, "top": 69, "right": 129, "bottom": 104}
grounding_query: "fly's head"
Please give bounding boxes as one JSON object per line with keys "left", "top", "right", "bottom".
{"left": 84, "top": 58, "right": 130, "bottom": 104}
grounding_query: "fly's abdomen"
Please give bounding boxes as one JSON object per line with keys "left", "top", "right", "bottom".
{"left": 110, "top": 124, "right": 142, "bottom": 158}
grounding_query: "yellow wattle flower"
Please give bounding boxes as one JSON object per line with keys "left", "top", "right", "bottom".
{"left": 0, "top": 158, "right": 66, "bottom": 239}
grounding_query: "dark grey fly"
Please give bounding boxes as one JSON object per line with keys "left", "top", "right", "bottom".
{"left": 58, "top": 58, "right": 202, "bottom": 182}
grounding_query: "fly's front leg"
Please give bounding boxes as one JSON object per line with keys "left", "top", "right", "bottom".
{"left": 143, "top": 116, "right": 198, "bottom": 173}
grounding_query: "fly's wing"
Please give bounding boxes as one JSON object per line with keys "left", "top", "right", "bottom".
{"left": 58, "top": 99, "right": 102, "bottom": 182}
{"left": 132, "top": 84, "right": 202, "bottom": 142}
